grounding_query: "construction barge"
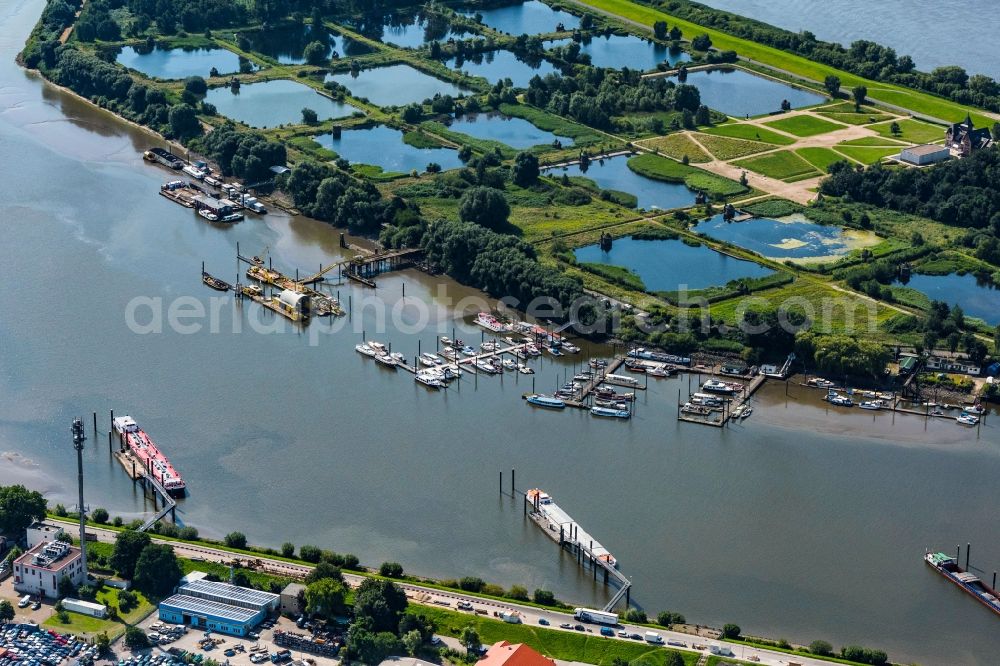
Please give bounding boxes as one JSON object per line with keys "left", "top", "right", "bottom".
{"left": 925, "top": 550, "right": 1000, "bottom": 617}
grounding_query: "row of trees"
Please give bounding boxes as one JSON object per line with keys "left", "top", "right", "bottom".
{"left": 524, "top": 69, "right": 702, "bottom": 130}
{"left": 651, "top": 0, "right": 1000, "bottom": 113}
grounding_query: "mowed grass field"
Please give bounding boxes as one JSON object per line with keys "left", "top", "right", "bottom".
{"left": 735, "top": 151, "right": 819, "bottom": 180}
{"left": 833, "top": 145, "right": 902, "bottom": 164}
{"left": 642, "top": 132, "right": 711, "bottom": 162}
{"left": 762, "top": 114, "right": 845, "bottom": 137}
{"left": 869, "top": 118, "right": 946, "bottom": 143}
{"left": 421, "top": 607, "right": 699, "bottom": 666}
{"left": 838, "top": 136, "right": 908, "bottom": 146}
{"left": 816, "top": 111, "right": 895, "bottom": 125}
{"left": 700, "top": 123, "right": 796, "bottom": 145}
{"left": 708, "top": 279, "right": 898, "bottom": 333}
{"left": 796, "top": 147, "right": 849, "bottom": 171}
{"left": 575, "top": 0, "right": 995, "bottom": 125}
{"left": 694, "top": 133, "right": 776, "bottom": 160}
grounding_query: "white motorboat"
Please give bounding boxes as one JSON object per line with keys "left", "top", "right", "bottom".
{"left": 355, "top": 343, "right": 376, "bottom": 357}
{"left": 502, "top": 359, "right": 517, "bottom": 371}
{"left": 518, "top": 364, "right": 534, "bottom": 374}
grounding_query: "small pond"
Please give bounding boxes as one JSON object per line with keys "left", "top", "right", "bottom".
{"left": 684, "top": 68, "right": 825, "bottom": 118}
{"left": 696, "top": 214, "right": 877, "bottom": 262}
{"left": 325, "top": 64, "right": 472, "bottom": 107}
{"left": 315, "top": 125, "right": 464, "bottom": 173}
{"left": 547, "top": 34, "right": 690, "bottom": 71}
{"left": 547, "top": 156, "right": 697, "bottom": 211}
{"left": 574, "top": 237, "right": 774, "bottom": 292}
{"left": 463, "top": 0, "right": 580, "bottom": 35}
{"left": 446, "top": 112, "right": 573, "bottom": 149}
{"left": 442, "top": 49, "right": 560, "bottom": 87}
{"left": 893, "top": 273, "right": 1000, "bottom": 326}
{"left": 204, "top": 79, "right": 359, "bottom": 128}
{"left": 116, "top": 45, "right": 242, "bottom": 80}
{"left": 380, "top": 15, "right": 470, "bottom": 48}
{"left": 244, "top": 24, "right": 372, "bottom": 65}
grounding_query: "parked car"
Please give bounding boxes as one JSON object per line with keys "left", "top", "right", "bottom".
{"left": 537, "top": 618, "right": 549, "bottom": 626}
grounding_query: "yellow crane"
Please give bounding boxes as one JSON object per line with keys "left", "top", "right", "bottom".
{"left": 298, "top": 260, "right": 347, "bottom": 286}
{"left": 251, "top": 244, "right": 269, "bottom": 266}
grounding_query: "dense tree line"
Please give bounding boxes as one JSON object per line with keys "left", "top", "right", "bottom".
{"left": 193, "top": 123, "right": 286, "bottom": 183}
{"left": 125, "top": 0, "right": 249, "bottom": 35}
{"left": 28, "top": 0, "right": 79, "bottom": 42}
{"left": 419, "top": 219, "right": 596, "bottom": 319}
{"left": 820, "top": 151, "right": 1000, "bottom": 234}
{"left": 283, "top": 161, "right": 407, "bottom": 232}
{"left": 524, "top": 69, "right": 701, "bottom": 130}
{"left": 644, "top": 0, "right": 1000, "bottom": 112}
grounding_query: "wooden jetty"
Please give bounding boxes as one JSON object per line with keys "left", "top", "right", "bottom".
{"left": 677, "top": 371, "right": 766, "bottom": 427}
{"left": 344, "top": 247, "right": 425, "bottom": 287}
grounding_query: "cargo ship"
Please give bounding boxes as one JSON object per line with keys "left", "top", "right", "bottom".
{"left": 925, "top": 551, "right": 1000, "bottom": 616}
{"left": 112, "top": 416, "right": 186, "bottom": 496}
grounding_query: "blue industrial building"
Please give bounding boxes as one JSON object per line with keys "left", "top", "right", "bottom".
{"left": 158, "top": 579, "right": 280, "bottom": 637}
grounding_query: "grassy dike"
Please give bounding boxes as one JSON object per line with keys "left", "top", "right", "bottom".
{"left": 569, "top": 0, "right": 996, "bottom": 125}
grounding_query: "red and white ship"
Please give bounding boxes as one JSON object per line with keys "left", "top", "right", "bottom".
{"left": 112, "top": 416, "right": 186, "bottom": 496}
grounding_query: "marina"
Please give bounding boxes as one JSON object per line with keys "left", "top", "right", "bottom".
{"left": 3, "top": 0, "right": 1000, "bottom": 661}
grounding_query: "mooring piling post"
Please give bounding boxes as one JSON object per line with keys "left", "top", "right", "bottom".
{"left": 966, "top": 543, "right": 971, "bottom": 570}
{"left": 110, "top": 409, "right": 114, "bottom": 429}
{"left": 92, "top": 412, "right": 97, "bottom": 435}
{"left": 107, "top": 430, "right": 112, "bottom": 453}
{"left": 511, "top": 468, "right": 515, "bottom": 495}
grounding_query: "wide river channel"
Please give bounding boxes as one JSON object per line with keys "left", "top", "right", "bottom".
{"left": 1, "top": 1, "right": 998, "bottom": 663}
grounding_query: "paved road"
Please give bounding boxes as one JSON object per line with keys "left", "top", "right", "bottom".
{"left": 57, "top": 520, "right": 834, "bottom": 666}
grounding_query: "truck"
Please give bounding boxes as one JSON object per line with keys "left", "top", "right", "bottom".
{"left": 644, "top": 632, "right": 663, "bottom": 644}
{"left": 500, "top": 611, "right": 522, "bottom": 624}
{"left": 708, "top": 644, "right": 734, "bottom": 657}
{"left": 573, "top": 608, "right": 619, "bottom": 626}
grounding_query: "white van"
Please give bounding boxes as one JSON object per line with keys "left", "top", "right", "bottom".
{"left": 644, "top": 631, "right": 663, "bottom": 644}
{"left": 18, "top": 594, "right": 31, "bottom": 608}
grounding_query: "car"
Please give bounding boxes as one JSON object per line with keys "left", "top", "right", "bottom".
{"left": 224, "top": 650, "right": 236, "bottom": 657}
{"left": 250, "top": 654, "right": 268, "bottom": 664}
{"left": 559, "top": 623, "right": 572, "bottom": 629}
{"left": 456, "top": 601, "right": 473, "bottom": 611}
{"left": 31, "top": 600, "right": 41, "bottom": 610}
{"left": 600, "top": 627, "right": 614, "bottom": 637}
{"left": 537, "top": 618, "right": 549, "bottom": 626}
{"left": 248, "top": 632, "right": 260, "bottom": 640}
{"left": 629, "top": 633, "right": 642, "bottom": 641}
{"left": 573, "top": 625, "right": 585, "bottom": 632}
{"left": 617, "top": 630, "right": 629, "bottom": 638}
{"left": 430, "top": 637, "right": 441, "bottom": 646}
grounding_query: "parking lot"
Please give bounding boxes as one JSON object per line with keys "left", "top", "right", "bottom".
{"left": 133, "top": 613, "right": 343, "bottom": 666}
{"left": 0, "top": 577, "right": 53, "bottom": 625}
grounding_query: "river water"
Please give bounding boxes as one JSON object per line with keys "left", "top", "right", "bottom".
{"left": 1, "top": 1, "right": 999, "bottom": 663}
{"left": 698, "top": 0, "right": 1000, "bottom": 79}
